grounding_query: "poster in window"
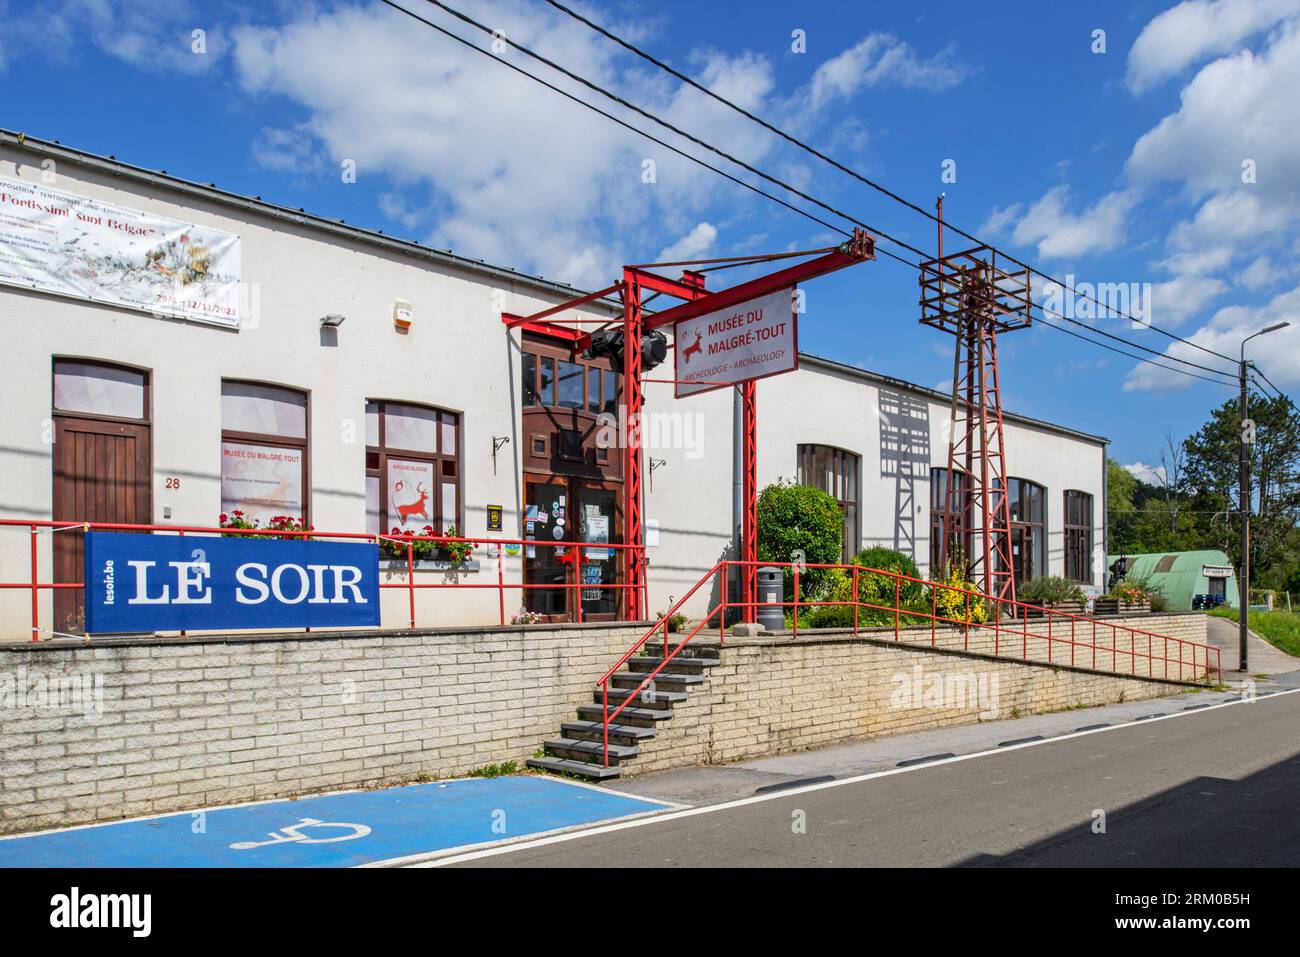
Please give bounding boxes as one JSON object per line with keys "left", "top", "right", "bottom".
{"left": 584, "top": 513, "right": 610, "bottom": 561}
{"left": 582, "top": 564, "right": 604, "bottom": 601}
{"left": 387, "top": 459, "right": 434, "bottom": 531}
{"left": 221, "top": 442, "right": 304, "bottom": 528}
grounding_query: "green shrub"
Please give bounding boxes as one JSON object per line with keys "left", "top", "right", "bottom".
{"left": 851, "top": 546, "right": 925, "bottom": 609}
{"left": 1018, "top": 575, "right": 1085, "bottom": 606}
{"left": 756, "top": 480, "right": 843, "bottom": 600}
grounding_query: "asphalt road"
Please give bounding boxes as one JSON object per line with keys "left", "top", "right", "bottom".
{"left": 442, "top": 689, "right": 1300, "bottom": 867}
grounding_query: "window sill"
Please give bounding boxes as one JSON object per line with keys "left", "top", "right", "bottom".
{"left": 379, "top": 559, "right": 481, "bottom": 572}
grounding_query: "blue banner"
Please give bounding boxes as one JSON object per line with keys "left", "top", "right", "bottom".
{"left": 84, "top": 532, "right": 381, "bottom": 633}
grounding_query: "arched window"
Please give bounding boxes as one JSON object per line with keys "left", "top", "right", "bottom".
{"left": 220, "top": 380, "right": 309, "bottom": 528}
{"left": 930, "top": 467, "right": 967, "bottom": 574}
{"left": 797, "top": 445, "right": 860, "bottom": 560}
{"left": 1064, "top": 490, "right": 1094, "bottom": 584}
{"left": 1006, "top": 477, "right": 1046, "bottom": 585}
{"left": 365, "top": 401, "right": 462, "bottom": 535}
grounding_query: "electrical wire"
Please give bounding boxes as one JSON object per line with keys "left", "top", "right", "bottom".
{"left": 384, "top": 0, "right": 1243, "bottom": 388}
{"left": 542, "top": 0, "right": 1238, "bottom": 366}
{"left": 373, "top": 1, "right": 852, "bottom": 239}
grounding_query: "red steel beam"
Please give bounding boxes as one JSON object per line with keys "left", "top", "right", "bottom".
{"left": 501, "top": 281, "right": 623, "bottom": 328}
{"left": 642, "top": 230, "right": 874, "bottom": 332}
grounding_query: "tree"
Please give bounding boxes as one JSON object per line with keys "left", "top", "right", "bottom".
{"left": 756, "top": 480, "right": 843, "bottom": 600}
{"left": 1183, "top": 395, "right": 1300, "bottom": 584}
{"left": 1106, "top": 458, "right": 1137, "bottom": 549}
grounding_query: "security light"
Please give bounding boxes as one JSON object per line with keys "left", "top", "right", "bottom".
{"left": 320, "top": 314, "right": 347, "bottom": 328}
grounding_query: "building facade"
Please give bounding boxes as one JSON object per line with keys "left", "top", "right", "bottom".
{"left": 0, "top": 133, "right": 1107, "bottom": 639}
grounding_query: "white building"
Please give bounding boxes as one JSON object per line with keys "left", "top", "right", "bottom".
{"left": 0, "top": 132, "right": 1107, "bottom": 640}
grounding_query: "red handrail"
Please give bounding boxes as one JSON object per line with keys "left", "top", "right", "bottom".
{"left": 593, "top": 557, "right": 1222, "bottom": 765}
{"left": 0, "top": 518, "right": 647, "bottom": 640}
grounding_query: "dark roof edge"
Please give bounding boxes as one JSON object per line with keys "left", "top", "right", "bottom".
{"left": 799, "top": 352, "right": 1110, "bottom": 446}
{"left": 0, "top": 129, "right": 621, "bottom": 315}
{"left": 0, "top": 131, "right": 1108, "bottom": 446}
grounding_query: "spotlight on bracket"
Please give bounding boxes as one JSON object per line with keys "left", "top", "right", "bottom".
{"left": 582, "top": 329, "right": 668, "bottom": 372}
{"left": 319, "top": 313, "right": 347, "bottom": 328}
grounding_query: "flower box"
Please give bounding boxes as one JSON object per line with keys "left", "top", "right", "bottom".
{"left": 1094, "top": 597, "right": 1150, "bottom": 617}
{"left": 1023, "top": 598, "right": 1085, "bottom": 618}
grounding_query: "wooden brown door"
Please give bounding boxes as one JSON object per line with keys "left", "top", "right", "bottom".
{"left": 52, "top": 416, "right": 151, "bottom": 634}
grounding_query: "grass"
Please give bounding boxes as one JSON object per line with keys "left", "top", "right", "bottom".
{"left": 1209, "top": 607, "right": 1300, "bottom": 657}
{"left": 467, "top": 761, "right": 519, "bottom": 779}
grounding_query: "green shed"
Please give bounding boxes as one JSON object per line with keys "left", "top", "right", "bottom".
{"left": 1105, "top": 550, "right": 1239, "bottom": 611}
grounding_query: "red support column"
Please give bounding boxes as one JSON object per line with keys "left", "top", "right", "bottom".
{"left": 741, "top": 379, "right": 757, "bottom": 622}
{"left": 622, "top": 271, "right": 645, "bottom": 621}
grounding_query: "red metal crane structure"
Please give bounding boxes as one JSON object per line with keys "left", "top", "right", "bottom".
{"left": 504, "top": 229, "right": 875, "bottom": 621}
{"left": 920, "top": 199, "right": 1032, "bottom": 605}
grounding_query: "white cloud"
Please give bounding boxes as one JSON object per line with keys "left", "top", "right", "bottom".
{"left": 250, "top": 125, "right": 323, "bottom": 175}
{"left": 230, "top": 2, "right": 885, "bottom": 286}
{"left": 1123, "top": 461, "right": 1168, "bottom": 486}
{"left": 1124, "top": 281, "right": 1300, "bottom": 390}
{"left": 979, "top": 202, "right": 1022, "bottom": 238}
{"left": 2, "top": 0, "right": 224, "bottom": 74}
{"left": 1127, "top": 18, "right": 1300, "bottom": 201}
{"left": 378, "top": 192, "right": 426, "bottom": 233}
{"left": 658, "top": 223, "right": 717, "bottom": 261}
{"left": 806, "top": 33, "right": 968, "bottom": 109}
{"left": 1239, "top": 255, "right": 1286, "bottom": 290}
{"left": 1150, "top": 274, "right": 1229, "bottom": 326}
{"left": 1009, "top": 186, "right": 1137, "bottom": 259}
{"left": 1126, "top": 0, "right": 1300, "bottom": 93}
{"left": 226, "top": 2, "right": 968, "bottom": 287}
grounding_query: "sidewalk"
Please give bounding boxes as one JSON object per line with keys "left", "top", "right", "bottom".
{"left": 606, "top": 669, "right": 1300, "bottom": 808}
{"left": 1204, "top": 613, "right": 1300, "bottom": 676}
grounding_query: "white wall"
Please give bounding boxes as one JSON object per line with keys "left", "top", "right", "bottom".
{"left": 0, "top": 152, "right": 601, "bottom": 638}
{"left": 0, "top": 147, "right": 1107, "bottom": 639}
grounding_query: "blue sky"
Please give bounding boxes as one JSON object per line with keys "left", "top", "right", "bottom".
{"left": 3, "top": 0, "right": 1299, "bottom": 477}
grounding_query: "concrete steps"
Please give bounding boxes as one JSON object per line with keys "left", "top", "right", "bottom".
{"left": 530, "top": 635, "right": 718, "bottom": 781}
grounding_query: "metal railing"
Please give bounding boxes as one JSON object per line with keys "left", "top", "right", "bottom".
{"left": 594, "top": 559, "right": 1223, "bottom": 765}
{"left": 0, "top": 518, "right": 646, "bottom": 641}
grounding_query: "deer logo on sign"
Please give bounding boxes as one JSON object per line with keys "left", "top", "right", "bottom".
{"left": 393, "top": 480, "right": 430, "bottom": 525}
{"left": 681, "top": 329, "right": 703, "bottom": 364}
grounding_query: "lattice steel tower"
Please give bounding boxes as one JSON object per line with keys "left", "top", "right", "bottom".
{"left": 919, "top": 199, "right": 1032, "bottom": 604}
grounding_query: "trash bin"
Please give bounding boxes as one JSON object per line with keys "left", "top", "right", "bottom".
{"left": 756, "top": 566, "right": 784, "bottom": 631}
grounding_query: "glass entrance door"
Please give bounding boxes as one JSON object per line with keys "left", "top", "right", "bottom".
{"left": 523, "top": 476, "right": 570, "bottom": 619}
{"left": 576, "top": 483, "right": 619, "bottom": 620}
{"left": 522, "top": 474, "right": 622, "bottom": 621}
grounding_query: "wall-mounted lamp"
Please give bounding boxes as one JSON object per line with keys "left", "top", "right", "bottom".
{"left": 319, "top": 313, "right": 347, "bottom": 328}
{"left": 492, "top": 435, "right": 510, "bottom": 475}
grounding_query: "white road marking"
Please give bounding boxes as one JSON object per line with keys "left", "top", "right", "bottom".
{"left": 412, "top": 686, "right": 1300, "bottom": 867}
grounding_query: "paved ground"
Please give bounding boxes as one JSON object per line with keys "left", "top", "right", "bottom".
{"left": 0, "top": 776, "right": 672, "bottom": 867}
{"left": 599, "top": 669, "right": 1300, "bottom": 808}
{"left": 430, "top": 684, "right": 1300, "bottom": 867}
{"left": 1204, "top": 613, "right": 1299, "bottom": 676}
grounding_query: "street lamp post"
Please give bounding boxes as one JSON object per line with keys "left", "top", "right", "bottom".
{"left": 1238, "top": 321, "right": 1290, "bottom": 672}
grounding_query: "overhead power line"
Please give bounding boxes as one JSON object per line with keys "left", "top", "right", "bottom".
{"left": 374, "top": 0, "right": 851, "bottom": 238}
{"left": 413, "top": 0, "right": 929, "bottom": 260}
{"left": 541, "top": 0, "right": 1239, "bottom": 367}
{"left": 381, "top": 0, "right": 1238, "bottom": 389}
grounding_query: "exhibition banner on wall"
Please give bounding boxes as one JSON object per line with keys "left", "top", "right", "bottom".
{"left": 0, "top": 174, "right": 241, "bottom": 326}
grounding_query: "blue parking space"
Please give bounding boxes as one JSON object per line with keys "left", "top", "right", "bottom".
{"left": 0, "top": 776, "right": 671, "bottom": 868}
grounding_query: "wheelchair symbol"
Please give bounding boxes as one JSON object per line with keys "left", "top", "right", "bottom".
{"left": 229, "top": 817, "right": 372, "bottom": 850}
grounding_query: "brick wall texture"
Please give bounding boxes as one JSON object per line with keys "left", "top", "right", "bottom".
{"left": 0, "top": 613, "right": 1210, "bottom": 833}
